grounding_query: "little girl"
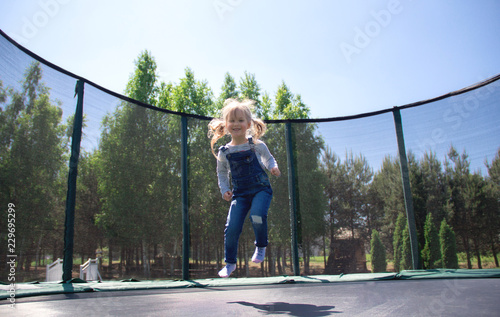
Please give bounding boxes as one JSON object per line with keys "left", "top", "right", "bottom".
{"left": 208, "top": 98, "right": 281, "bottom": 278}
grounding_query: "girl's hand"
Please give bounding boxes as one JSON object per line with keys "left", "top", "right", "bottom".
{"left": 223, "top": 191, "right": 233, "bottom": 201}
{"left": 271, "top": 167, "right": 281, "bottom": 177}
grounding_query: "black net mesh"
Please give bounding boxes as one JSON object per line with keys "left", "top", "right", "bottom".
{"left": 78, "top": 86, "right": 184, "bottom": 280}
{"left": 1, "top": 33, "right": 77, "bottom": 282}
{"left": 400, "top": 84, "right": 500, "bottom": 269}
{"left": 1, "top": 30, "right": 499, "bottom": 282}
{"left": 304, "top": 113, "right": 401, "bottom": 275}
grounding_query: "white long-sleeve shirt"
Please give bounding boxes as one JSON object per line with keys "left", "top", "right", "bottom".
{"left": 217, "top": 140, "right": 278, "bottom": 197}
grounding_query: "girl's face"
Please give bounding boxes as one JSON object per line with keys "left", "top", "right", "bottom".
{"left": 226, "top": 109, "right": 251, "bottom": 140}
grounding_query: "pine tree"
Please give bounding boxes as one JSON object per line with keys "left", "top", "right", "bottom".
{"left": 370, "top": 230, "right": 387, "bottom": 272}
{"left": 401, "top": 224, "right": 413, "bottom": 270}
{"left": 393, "top": 212, "right": 406, "bottom": 272}
{"left": 216, "top": 72, "right": 238, "bottom": 109}
{"left": 440, "top": 219, "right": 459, "bottom": 269}
{"left": 0, "top": 62, "right": 67, "bottom": 272}
{"left": 422, "top": 213, "right": 441, "bottom": 268}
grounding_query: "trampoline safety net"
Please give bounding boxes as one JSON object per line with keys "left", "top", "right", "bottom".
{"left": 1, "top": 29, "right": 499, "bottom": 283}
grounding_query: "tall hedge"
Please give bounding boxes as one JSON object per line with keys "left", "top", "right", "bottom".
{"left": 440, "top": 219, "right": 459, "bottom": 269}
{"left": 393, "top": 213, "right": 406, "bottom": 272}
{"left": 401, "top": 224, "right": 413, "bottom": 270}
{"left": 422, "top": 213, "right": 442, "bottom": 269}
{"left": 370, "top": 230, "right": 387, "bottom": 272}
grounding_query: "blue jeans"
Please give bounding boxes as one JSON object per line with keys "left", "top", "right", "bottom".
{"left": 224, "top": 187, "right": 272, "bottom": 264}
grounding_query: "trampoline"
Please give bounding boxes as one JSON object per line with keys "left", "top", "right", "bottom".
{"left": 1, "top": 21, "right": 500, "bottom": 317}
{"left": 2, "top": 271, "right": 500, "bottom": 316}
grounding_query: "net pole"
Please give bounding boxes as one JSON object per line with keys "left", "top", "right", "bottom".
{"left": 181, "top": 115, "right": 190, "bottom": 280}
{"left": 63, "top": 80, "right": 84, "bottom": 282}
{"left": 285, "top": 121, "right": 300, "bottom": 276}
{"left": 393, "top": 108, "right": 421, "bottom": 270}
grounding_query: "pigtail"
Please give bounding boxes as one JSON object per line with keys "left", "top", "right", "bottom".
{"left": 251, "top": 118, "right": 267, "bottom": 140}
{"left": 236, "top": 98, "right": 267, "bottom": 141}
{"left": 208, "top": 118, "right": 226, "bottom": 159}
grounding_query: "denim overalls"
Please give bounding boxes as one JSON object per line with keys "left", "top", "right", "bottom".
{"left": 220, "top": 137, "right": 273, "bottom": 264}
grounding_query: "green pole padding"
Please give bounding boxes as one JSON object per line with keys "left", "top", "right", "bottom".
{"left": 181, "top": 115, "right": 190, "bottom": 280}
{"left": 393, "top": 108, "right": 421, "bottom": 270}
{"left": 285, "top": 121, "right": 300, "bottom": 276}
{"left": 63, "top": 80, "right": 84, "bottom": 282}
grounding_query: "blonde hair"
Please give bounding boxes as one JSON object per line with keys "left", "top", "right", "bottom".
{"left": 208, "top": 98, "right": 267, "bottom": 158}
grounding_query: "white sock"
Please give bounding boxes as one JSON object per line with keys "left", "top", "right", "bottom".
{"left": 252, "top": 247, "right": 266, "bottom": 263}
{"left": 218, "top": 263, "right": 236, "bottom": 278}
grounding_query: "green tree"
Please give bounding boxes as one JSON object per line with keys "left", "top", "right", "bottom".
{"left": 156, "top": 81, "right": 174, "bottom": 110}
{"left": 440, "top": 219, "right": 459, "bottom": 269}
{"left": 264, "top": 83, "right": 296, "bottom": 274}
{"left": 421, "top": 213, "right": 441, "bottom": 269}
{"left": 486, "top": 149, "right": 500, "bottom": 186}
{"left": 273, "top": 81, "right": 310, "bottom": 120}
{"left": 96, "top": 51, "right": 175, "bottom": 277}
{"left": 274, "top": 81, "right": 293, "bottom": 117}
{"left": 400, "top": 222, "right": 413, "bottom": 270}
{"left": 370, "top": 229, "right": 387, "bottom": 272}
{"left": 260, "top": 92, "right": 273, "bottom": 121}
{"left": 371, "top": 156, "right": 405, "bottom": 257}
{"left": 410, "top": 152, "right": 448, "bottom": 250}
{"left": 445, "top": 146, "right": 473, "bottom": 268}
{"left": 485, "top": 149, "right": 500, "bottom": 267}
{"left": 393, "top": 212, "right": 406, "bottom": 272}
{"left": 0, "top": 80, "right": 6, "bottom": 103}
{"left": 224, "top": 79, "right": 324, "bottom": 275}
{"left": 336, "top": 151, "right": 373, "bottom": 239}
{"left": 420, "top": 152, "right": 448, "bottom": 223}
{"left": 465, "top": 172, "right": 489, "bottom": 269}
{"left": 239, "top": 71, "right": 261, "bottom": 114}
{"left": 322, "top": 147, "right": 372, "bottom": 273}
{"left": 74, "top": 151, "right": 103, "bottom": 263}
{"left": 158, "top": 66, "right": 226, "bottom": 273}
{"left": 216, "top": 72, "right": 238, "bottom": 109}
{"left": 0, "top": 62, "right": 67, "bottom": 275}
{"left": 292, "top": 121, "right": 326, "bottom": 274}
{"left": 167, "top": 67, "right": 216, "bottom": 116}
{"left": 321, "top": 147, "right": 342, "bottom": 272}
{"left": 125, "top": 50, "right": 158, "bottom": 105}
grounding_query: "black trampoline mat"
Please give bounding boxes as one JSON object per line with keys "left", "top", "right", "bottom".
{"left": 2, "top": 278, "right": 499, "bottom": 316}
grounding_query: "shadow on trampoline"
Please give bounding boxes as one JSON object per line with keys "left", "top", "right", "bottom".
{"left": 228, "top": 301, "right": 341, "bottom": 316}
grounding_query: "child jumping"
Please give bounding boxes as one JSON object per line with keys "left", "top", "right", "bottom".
{"left": 208, "top": 98, "right": 281, "bottom": 278}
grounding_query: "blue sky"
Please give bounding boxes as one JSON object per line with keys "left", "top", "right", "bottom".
{"left": 1, "top": 0, "right": 499, "bottom": 119}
